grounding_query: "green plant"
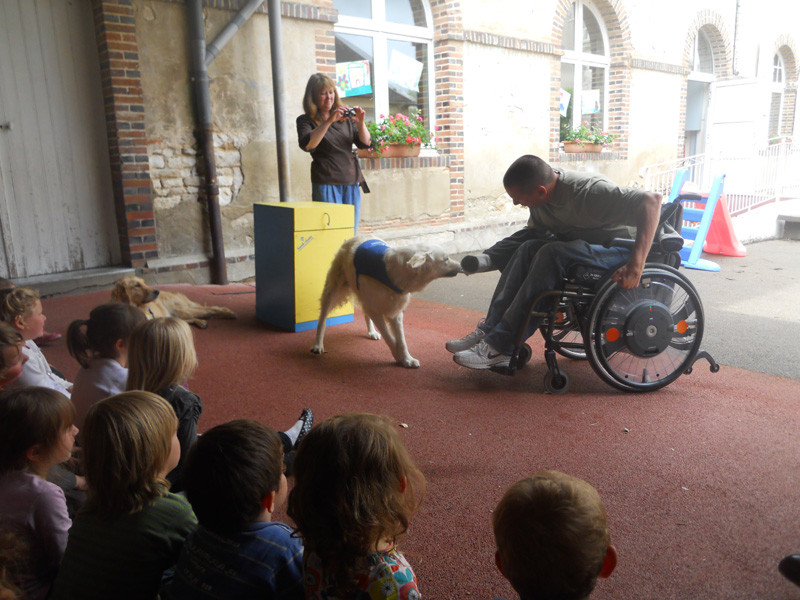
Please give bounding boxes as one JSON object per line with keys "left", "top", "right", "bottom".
{"left": 562, "top": 122, "right": 617, "bottom": 146}
{"left": 365, "top": 108, "right": 435, "bottom": 154}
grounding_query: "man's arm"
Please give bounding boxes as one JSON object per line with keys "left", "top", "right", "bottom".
{"left": 610, "top": 191, "right": 661, "bottom": 289}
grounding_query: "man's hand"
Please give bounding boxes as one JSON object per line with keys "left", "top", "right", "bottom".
{"left": 611, "top": 262, "right": 643, "bottom": 289}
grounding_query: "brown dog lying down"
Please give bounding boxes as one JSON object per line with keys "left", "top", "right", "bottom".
{"left": 111, "top": 275, "right": 236, "bottom": 329}
{"left": 311, "top": 235, "right": 461, "bottom": 368}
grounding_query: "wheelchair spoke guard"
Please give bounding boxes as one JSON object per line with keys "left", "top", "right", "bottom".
{"left": 585, "top": 266, "right": 704, "bottom": 392}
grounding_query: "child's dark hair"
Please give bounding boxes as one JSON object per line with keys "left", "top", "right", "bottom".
{"left": 288, "top": 413, "right": 425, "bottom": 597}
{"left": 67, "top": 303, "right": 147, "bottom": 368}
{"left": 82, "top": 391, "right": 178, "bottom": 516}
{"left": 0, "top": 387, "right": 75, "bottom": 476}
{"left": 184, "top": 419, "right": 283, "bottom": 534}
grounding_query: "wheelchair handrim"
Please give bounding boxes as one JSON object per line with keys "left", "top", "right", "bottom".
{"left": 585, "top": 267, "right": 705, "bottom": 392}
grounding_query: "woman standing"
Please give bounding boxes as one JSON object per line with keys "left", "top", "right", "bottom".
{"left": 297, "top": 74, "right": 372, "bottom": 231}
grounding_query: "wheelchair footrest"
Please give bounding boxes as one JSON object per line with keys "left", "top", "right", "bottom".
{"left": 685, "top": 350, "right": 720, "bottom": 375}
{"left": 490, "top": 364, "right": 516, "bottom": 376}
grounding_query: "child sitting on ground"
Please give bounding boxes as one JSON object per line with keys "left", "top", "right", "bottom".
{"left": 0, "top": 388, "right": 78, "bottom": 600}
{"left": 50, "top": 391, "right": 197, "bottom": 600}
{"left": 125, "top": 317, "right": 202, "bottom": 492}
{"left": 67, "top": 303, "right": 147, "bottom": 429}
{"left": 167, "top": 419, "right": 304, "bottom": 599}
{"left": 0, "top": 322, "right": 25, "bottom": 389}
{"left": 0, "top": 287, "right": 71, "bottom": 396}
{"left": 492, "top": 470, "right": 617, "bottom": 600}
{"left": 288, "top": 413, "right": 425, "bottom": 599}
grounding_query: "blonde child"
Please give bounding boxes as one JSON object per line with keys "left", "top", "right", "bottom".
{"left": 492, "top": 471, "right": 617, "bottom": 600}
{"left": 50, "top": 391, "right": 197, "bottom": 600}
{"left": 0, "top": 288, "right": 71, "bottom": 396}
{"left": 125, "top": 317, "right": 201, "bottom": 492}
{"left": 0, "top": 387, "right": 78, "bottom": 600}
{"left": 67, "top": 303, "right": 147, "bottom": 429}
{"left": 288, "top": 413, "right": 425, "bottom": 599}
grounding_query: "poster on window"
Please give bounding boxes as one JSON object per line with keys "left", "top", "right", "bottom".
{"left": 388, "top": 50, "right": 423, "bottom": 93}
{"left": 581, "top": 89, "right": 601, "bottom": 114}
{"left": 559, "top": 89, "right": 571, "bottom": 117}
{"left": 336, "top": 60, "right": 372, "bottom": 98}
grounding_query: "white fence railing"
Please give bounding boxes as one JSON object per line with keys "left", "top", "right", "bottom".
{"left": 639, "top": 143, "right": 800, "bottom": 216}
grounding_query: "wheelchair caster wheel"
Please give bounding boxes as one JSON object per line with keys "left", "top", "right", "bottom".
{"left": 515, "top": 343, "right": 532, "bottom": 368}
{"left": 543, "top": 370, "right": 570, "bottom": 394}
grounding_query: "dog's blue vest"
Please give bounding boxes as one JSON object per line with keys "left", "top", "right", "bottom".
{"left": 354, "top": 239, "right": 404, "bottom": 294}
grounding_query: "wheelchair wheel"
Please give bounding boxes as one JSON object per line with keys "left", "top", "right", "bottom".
{"left": 515, "top": 343, "right": 533, "bottom": 368}
{"left": 543, "top": 370, "right": 570, "bottom": 394}
{"left": 585, "top": 265, "right": 704, "bottom": 392}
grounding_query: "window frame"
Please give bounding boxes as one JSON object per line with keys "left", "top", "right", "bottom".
{"left": 560, "top": 0, "right": 611, "bottom": 133}
{"left": 334, "top": 0, "right": 436, "bottom": 142}
{"left": 769, "top": 52, "right": 786, "bottom": 136}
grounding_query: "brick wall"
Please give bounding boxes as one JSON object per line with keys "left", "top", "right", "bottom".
{"left": 93, "top": 0, "right": 154, "bottom": 267}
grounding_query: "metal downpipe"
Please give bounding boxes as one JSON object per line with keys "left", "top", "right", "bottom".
{"left": 188, "top": 0, "right": 227, "bottom": 284}
{"left": 268, "top": 0, "right": 291, "bottom": 202}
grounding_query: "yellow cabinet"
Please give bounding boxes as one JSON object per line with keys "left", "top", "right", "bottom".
{"left": 255, "top": 202, "right": 354, "bottom": 332}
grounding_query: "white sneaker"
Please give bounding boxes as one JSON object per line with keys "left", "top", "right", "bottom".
{"left": 445, "top": 327, "right": 486, "bottom": 354}
{"left": 453, "top": 340, "right": 511, "bottom": 370}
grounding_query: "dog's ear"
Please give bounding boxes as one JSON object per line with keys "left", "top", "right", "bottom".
{"left": 111, "top": 282, "right": 129, "bottom": 303}
{"left": 407, "top": 252, "right": 430, "bottom": 269}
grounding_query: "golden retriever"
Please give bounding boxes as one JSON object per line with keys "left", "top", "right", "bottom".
{"left": 111, "top": 275, "right": 236, "bottom": 329}
{"left": 311, "top": 235, "right": 461, "bottom": 368}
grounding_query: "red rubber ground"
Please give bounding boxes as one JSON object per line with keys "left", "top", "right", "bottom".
{"left": 41, "top": 284, "right": 800, "bottom": 600}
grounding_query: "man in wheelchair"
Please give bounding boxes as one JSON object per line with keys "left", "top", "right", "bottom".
{"left": 447, "top": 154, "right": 661, "bottom": 371}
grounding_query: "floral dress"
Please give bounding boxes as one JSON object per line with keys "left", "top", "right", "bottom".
{"left": 304, "top": 545, "right": 420, "bottom": 600}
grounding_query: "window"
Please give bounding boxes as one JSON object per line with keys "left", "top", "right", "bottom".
{"left": 692, "top": 30, "right": 714, "bottom": 75}
{"left": 559, "top": 0, "right": 610, "bottom": 140}
{"left": 769, "top": 53, "right": 785, "bottom": 137}
{"left": 333, "top": 0, "right": 434, "bottom": 130}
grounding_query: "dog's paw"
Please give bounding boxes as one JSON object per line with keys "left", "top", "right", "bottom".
{"left": 399, "top": 357, "right": 420, "bottom": 368}
{"left": 367, "top": 331, "right": 382, "bottom": 341}
{"left": 310, "top": 345, "right": 325, "bottom": 354}
{"left": 190, "top": 319, "right": 209, "bottom": 329}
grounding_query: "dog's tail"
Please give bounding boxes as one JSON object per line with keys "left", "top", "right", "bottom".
{"left": 319, "top": 246, "right": 352, "bottom": 311}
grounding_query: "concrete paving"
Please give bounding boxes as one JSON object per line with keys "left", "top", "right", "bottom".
{"left": 417, "top": 239, "right": 800, "bottom": 380}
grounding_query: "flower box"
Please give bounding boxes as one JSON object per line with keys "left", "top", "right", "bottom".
{"left": 357, "top": 143, "right": 421, "bottom": 159}
{"left": 562, "top": 141, "right": 604, "bottom": 154}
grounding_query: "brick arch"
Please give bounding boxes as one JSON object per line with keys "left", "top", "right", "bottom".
{"left": 550, "top": 0, "right": 633, "bottom": 158}
{"left": 682, "top": 11, "right": 733, "bottom": 78}
{"left": 772, "top": 37, "right": 798, "bottom": 137}
{"left": 773, "top": 36, "right": 799, "bottom": 84}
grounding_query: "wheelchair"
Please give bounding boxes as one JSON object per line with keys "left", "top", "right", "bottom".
{"left": 492, "top": 198, "right": 719, "bottom": 394}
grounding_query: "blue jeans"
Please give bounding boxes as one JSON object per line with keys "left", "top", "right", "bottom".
{"left": 312, "top": 183, "right": 361, "bottom": 232}
{"left": 481, "top": 239, "right": 630, "bottom": 354}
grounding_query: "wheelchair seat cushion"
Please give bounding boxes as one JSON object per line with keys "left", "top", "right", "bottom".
{"left": 567, "top": 263, "right": 607, "bottom": 286}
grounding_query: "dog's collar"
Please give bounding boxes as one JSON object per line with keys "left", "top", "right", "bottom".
{"left": 354, "top": 240, "right": 405, "bottom": 295}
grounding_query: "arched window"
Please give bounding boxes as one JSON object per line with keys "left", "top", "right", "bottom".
{"left": 769, "top": 52, "right": 785, "bottom": 138}
{"left": 333, "top": 0, "right": 434, "bottom": 127}
{"left": 559, "top": 0, "right": 610, "bottom": 140}
{"left": 692, "top": 29, "right": 714, "bottom": 75}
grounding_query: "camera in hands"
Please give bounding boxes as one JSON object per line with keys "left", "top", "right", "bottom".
{"left": 342, "top": 107, "right": 357, "bottom": 117}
